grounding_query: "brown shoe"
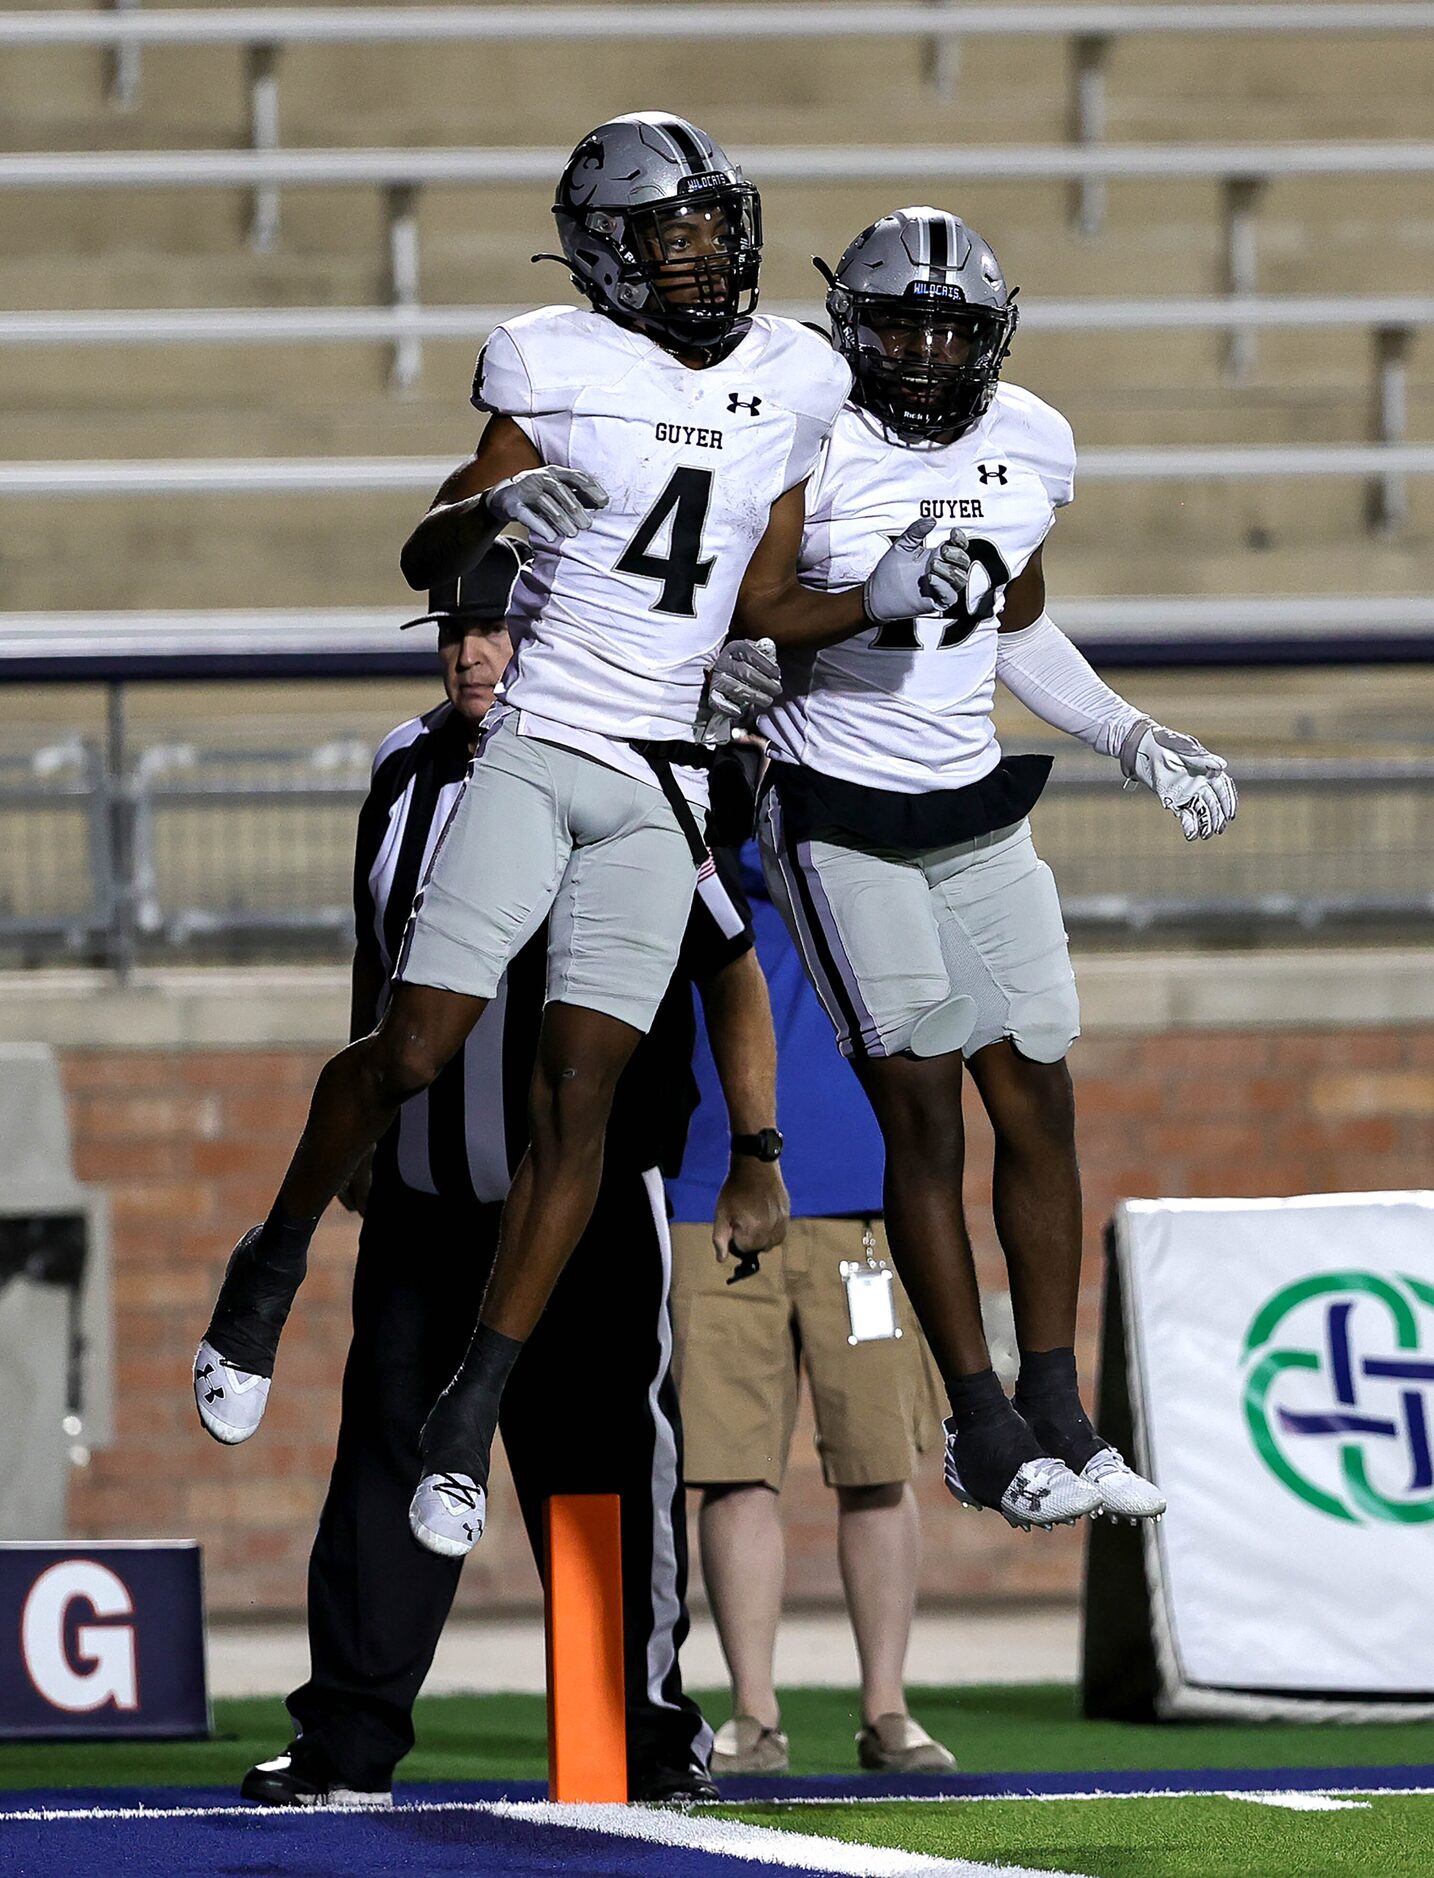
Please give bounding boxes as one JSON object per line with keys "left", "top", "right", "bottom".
{"left": 710, "top": 1714, "right": 790, "bottom": 1775}
{"left": 856, "top": 1712, "right": 957, "bottom": 1774}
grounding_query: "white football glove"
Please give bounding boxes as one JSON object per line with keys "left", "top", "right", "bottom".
{"left": 1120, "top": 719, "right": 1239, "bottom": 841}
{"left": 863, "top": 517, "right": 972, "bottom": 622}
{"left": 695, "top": 637, "right": 781, "bottom": 748}
{"left": 484, "top": 466, "right": 607, "bottom": 543}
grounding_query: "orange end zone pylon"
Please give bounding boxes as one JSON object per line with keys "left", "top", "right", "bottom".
{"left": 544, "top": 1492, "right": 627, "bottom": 1802}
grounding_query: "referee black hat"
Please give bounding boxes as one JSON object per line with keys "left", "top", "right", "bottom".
{"left": 399, "top": 536, "right": 532, "bottom": 630}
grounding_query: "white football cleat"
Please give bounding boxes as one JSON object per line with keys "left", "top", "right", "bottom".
{"left": 944, "top": 1431, "right": 1102, "bottom": 1531}
{"left": 194, "top": 1338, "right": 270, "bottom": 1445}
{"left": 1083, "top": 1446, "right": 1166, "bottom": 1522}
{"left": 409, "top": 1472, "right": 486, "bottom": 1558}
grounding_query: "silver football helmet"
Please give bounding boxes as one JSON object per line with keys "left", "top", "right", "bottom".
{"left": 549, "top": 113, "right": 762, "bottom": 356}
{"left": 818, "top": 207, "right": 1018, "bottom": 444}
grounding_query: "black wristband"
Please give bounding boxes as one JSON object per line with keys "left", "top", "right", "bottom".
{"left": 731, "top": 1128, "right": 783, "bottom": 1163}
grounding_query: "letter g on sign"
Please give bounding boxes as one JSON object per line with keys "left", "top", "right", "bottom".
{"left": 21, "top": 1559, "right": 139, "bottom": 1713}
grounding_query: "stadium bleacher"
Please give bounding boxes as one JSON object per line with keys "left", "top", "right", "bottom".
{"left": 0, "top": 1, "right": 1430, "bottom": 955}
{"left": 0, "top": 1, "right": 1430, "bottom": 613}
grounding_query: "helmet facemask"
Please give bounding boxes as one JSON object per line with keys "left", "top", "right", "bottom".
{"left": 828, "top": 281, "right": 1017, "bottom": 445}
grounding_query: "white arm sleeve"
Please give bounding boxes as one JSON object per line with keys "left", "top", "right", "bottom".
{"left": 995, "top": 612, "right": 1145, "bottom": 759}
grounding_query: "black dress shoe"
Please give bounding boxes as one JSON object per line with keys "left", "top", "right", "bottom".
{"left": 630, "top": 1758, "right": 720, "bottom": 1803}
{"left": 241, "top": 1740, "right": 392, "bottom": 1809}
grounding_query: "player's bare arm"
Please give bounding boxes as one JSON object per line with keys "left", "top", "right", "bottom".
{"left": 335, "top": 946, "right": 386, "bottom": 1218}
{"left": 400, "top": 415, "right": 607, "bottom": 592}
{"left": 997, "top": 541, "right": 1046, "bottom": 635}
{"left": 734, "top": 483, "right": 972, "bottom": 653}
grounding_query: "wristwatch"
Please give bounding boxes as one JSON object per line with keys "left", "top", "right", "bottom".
{"left": 731, "top": 1128, "right": 784, "bottom": 1163}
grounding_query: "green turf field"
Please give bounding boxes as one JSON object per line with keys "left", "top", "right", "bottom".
{"left": 3, "top": 1682, "right": 1432, "bottom": 1792}
{"left": 720, "top": 1794, "right": 1434, "bottom": 1877}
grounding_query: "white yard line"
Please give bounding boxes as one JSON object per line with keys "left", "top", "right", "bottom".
{"left": 4, "top": 1785, "right": 1430, "bottom": 1821}
{"left": 1227, "top": 1793, "right": 1373, "bottom": 1812}
{"left": 713, "top": 1787, "right": 1434, "bottom": 1806}
{"left": 0, "top": 1794, "right": 1088, "bottom": 1878}
{"left": 475, "top": 1800, "right": 1092, "bottom": 1877}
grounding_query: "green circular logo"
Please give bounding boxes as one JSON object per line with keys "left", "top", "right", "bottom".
{"left": 1242, "top": 1271, "right": 1434, "bottom": 1525}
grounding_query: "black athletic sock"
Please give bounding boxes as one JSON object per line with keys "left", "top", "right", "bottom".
{"left": 204, "top": 1204, "right": 320, "bottom": 1378}
{"left": 1013, "top": 1346, "right": 1105, "bottom": 1473}
{"left": 944, "top": 1368, "right": 1044, "bottom": 1508}
{"left": 419, "top": 1322, "right": 524, "bottom": 1484}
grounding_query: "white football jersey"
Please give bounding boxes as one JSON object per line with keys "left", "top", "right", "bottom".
{"left": 473, "top": 307, "right": 852, "bottom": 777}
{"left": 763, "top": 383, "right": 1075, "bottom": 795}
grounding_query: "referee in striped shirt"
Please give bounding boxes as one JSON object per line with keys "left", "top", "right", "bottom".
{"left": 246, "top": 540, "right": 788, "bottom": 1808}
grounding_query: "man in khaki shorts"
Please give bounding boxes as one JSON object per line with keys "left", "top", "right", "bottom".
{"left": 669, "top": 849, "right": 955, "bottom": 1776}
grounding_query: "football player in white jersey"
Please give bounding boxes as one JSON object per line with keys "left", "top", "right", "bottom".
{"left": 760, "top": 208, "right": 1238, "bottom": 1532}
{"left": 192, "top": 121, "right": 973, "bottom": 1560}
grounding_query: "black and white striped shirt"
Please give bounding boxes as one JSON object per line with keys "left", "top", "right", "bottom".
{"left": 354, "top": 702, "right": 753, "bottom": 1205}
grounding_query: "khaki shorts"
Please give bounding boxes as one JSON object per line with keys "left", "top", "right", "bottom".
{"left": 671, "top": 1216, "right": 943, "bottom": 1491}
{"left": 397, "top": 717, "right": 697, "bottom": 1034}
{"left": 758, "top": 801, "right": 1080, "bottom": 1064}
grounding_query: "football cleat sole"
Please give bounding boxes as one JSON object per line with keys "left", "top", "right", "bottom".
{"left": 409, "top": 1472, "right": 487, "bottom": 1558}
{"left": 194, "top": 1338, "right": 270, "bottom": 1445}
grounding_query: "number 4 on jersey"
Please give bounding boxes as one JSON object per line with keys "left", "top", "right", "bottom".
{"left": 616, "top": 467, "right": 715, "bottom": 616}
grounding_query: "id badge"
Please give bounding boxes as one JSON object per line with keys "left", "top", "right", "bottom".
{"left": 840, "top": 1223, "right": 900, "bottom": 1346}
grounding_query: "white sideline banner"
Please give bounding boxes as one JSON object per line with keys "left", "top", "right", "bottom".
{"left": 1086, "top": 1191, "right": 1434, "bottom": 1722}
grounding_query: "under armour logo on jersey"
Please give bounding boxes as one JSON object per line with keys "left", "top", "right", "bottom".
{"left": 977, "top": 463, "right": 1009, "bottom": 486}
{"left": 727, "top": 393, "right": 762, "bottom": 415}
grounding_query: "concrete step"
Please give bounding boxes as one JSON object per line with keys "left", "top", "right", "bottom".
{"left": 3, "top": 481, "right": 1426, "bottom": 613}
{"left": 2, "top": 20, "right": 1428, "bottom": 617}
{"left": 4, "top": 26, "right": 1428, "bottom": 149}
{"left": 4, "top": 366, "right": 1425, "bottom": 441}
{"left": 3, "top": 173, "right": 1431, "bottom": 317}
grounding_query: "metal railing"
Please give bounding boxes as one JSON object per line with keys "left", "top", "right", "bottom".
{"left": 3, "top": 138, "right": 1430, "bottom": 266}
{"left": 5, "top": 3, "right": 1430, "bottom": 192}
{"left": 3, "top": 736, "right": 1430, "bottom": 968}
{"left": 1041, "top": 757, "right": 1434, "bottom": 932}
{"left": 5, "top": 597, "right": 1434, "bottom": 681}
{"left": 2, "top": 296, "right": 1428, "bottom": 433}
{"left": 2, "top": 143, "right": 1430, "bottom": 386}
{"left": 7, "top": 444, "right": 1432, "bottom": 494}
{"left": 2, "top": 443, "right": 1429, "bottom": 539}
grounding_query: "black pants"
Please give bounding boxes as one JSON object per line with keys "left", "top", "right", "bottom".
{"left": 286, "top": 1160, "right": 709, "bottom": 1793}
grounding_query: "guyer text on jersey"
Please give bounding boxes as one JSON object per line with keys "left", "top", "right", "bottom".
{"left": 653, "top": 423, "right": 725, "bottom": 450}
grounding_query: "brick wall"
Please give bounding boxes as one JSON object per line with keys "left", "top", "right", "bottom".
{"left": 58, "top": 1026, "right": 1434, "bottom": 1617}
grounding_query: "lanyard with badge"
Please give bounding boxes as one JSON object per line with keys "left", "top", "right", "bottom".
{"left": 840, "top": 1221, "right": 901, "bottom": 1344}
